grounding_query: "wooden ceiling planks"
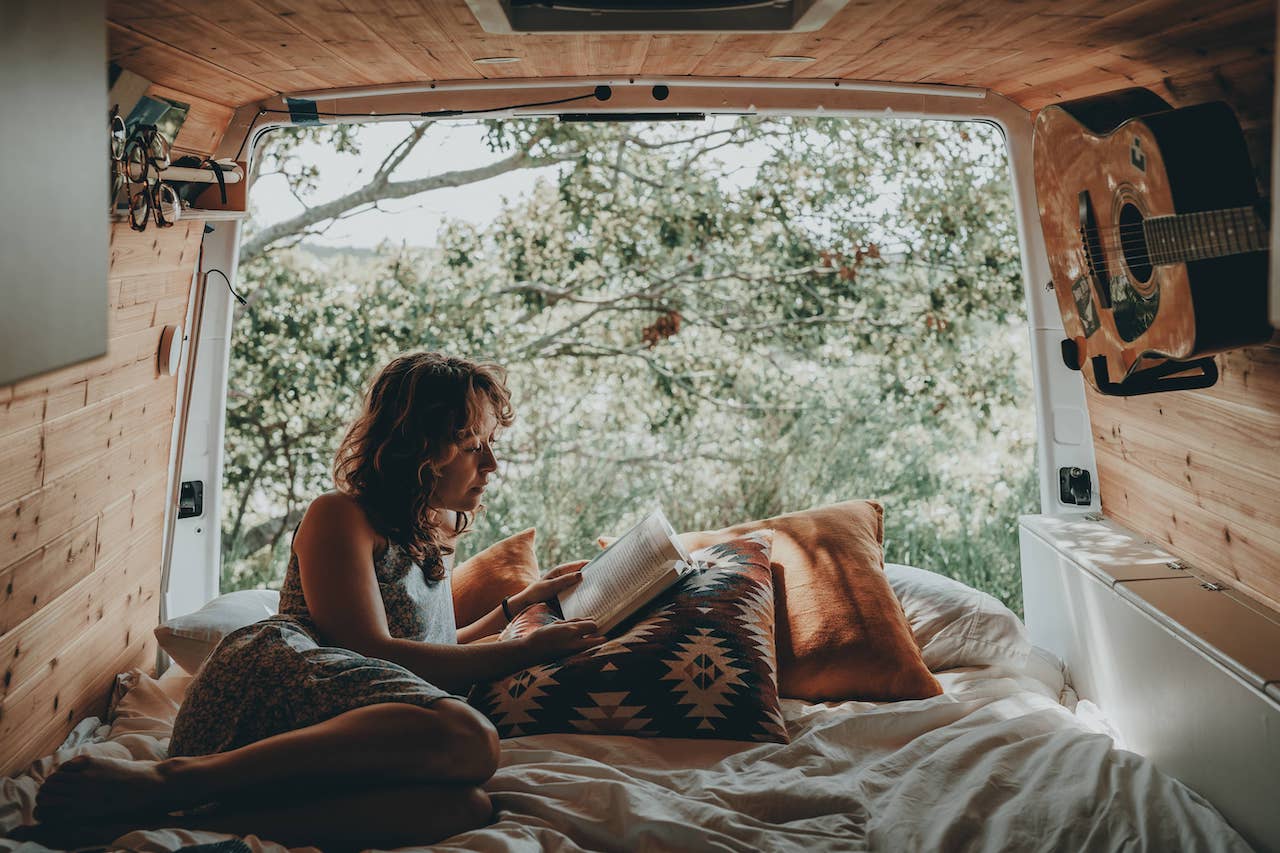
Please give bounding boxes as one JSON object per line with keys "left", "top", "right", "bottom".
{"left": 104, "top": 0, "right": 1273, "bottom": 110}
{"left": 107, "top": 20, "right": 274, "bottom": 106}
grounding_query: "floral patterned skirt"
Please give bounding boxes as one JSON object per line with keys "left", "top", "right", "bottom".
{"left": 169, "top": 615, "right": 459, "bottom": 757}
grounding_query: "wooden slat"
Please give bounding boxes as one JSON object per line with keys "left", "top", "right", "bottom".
{"left": 247, "top": 0, "right": 426, "bottom": 84}
{"left": 109, "top": 220, "right": 203, "bottom": 281}
{"left": 1091, "top": 416, "right": 1280, "bottom": 539}
{"left": 0, "top": 517, "right": 99, "bottom": 636}
{"left": 44, "top": 379, "right": 177, "bottom": 487}
{"left": 0, "top": 528, "right": 160, "bottom": 776}
{"left": 1087, "top": 383, "right": 1280, "bottom": 482}
{"left": 1097, "top": 445, "right": 1280, "bottom": 608}
{"left": 147, "top": 83, "right": 235, "bottom": 157}
{"left": 0, "top": 529, "right": 161, "bottom": 701}
{"left": 43, "top": 382, "right": 90, "bottom": 423}
{"left": 95, "top": 490, "right": 149, "bottom": 570}
{"left": 117, "top": 267, "right": 194, "bottom": 309}
{"left": 153, "top": 293, "right": 192, "bottom": 329}
{"left": 0, "top": 626, "right": 157, "bottom": 777}
{"left": 9, "top": 326, "right": 156, "bottom": 402}
{"left": 0, "top": 396, "right": 45, "bottom": 442}
{"left": 0, "top": 427, "right": 43, "bottom": 509}
{"left": 107, "top": 20, "right": 274, "bottom": 107}
{"left": 0, "top": 423, "right": 173, "bottom": 571}
{"left": 1089, "top": 338, "right": 1280, "bottom": 614}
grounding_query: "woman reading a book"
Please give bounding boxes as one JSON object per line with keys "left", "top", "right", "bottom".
{"left": 31, "top": 352, "right": 606, "bottom": 850}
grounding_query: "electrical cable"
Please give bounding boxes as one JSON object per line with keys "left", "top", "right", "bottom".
{"left": 231, "top": 86, "right": 612, "bottom": 165}
{"left": 206, "top": 268, "right": 247, "bottom": 306}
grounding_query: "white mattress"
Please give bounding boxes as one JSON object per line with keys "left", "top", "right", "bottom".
{"left": 0, "top": 647, "right": 1249, "bottom": 852}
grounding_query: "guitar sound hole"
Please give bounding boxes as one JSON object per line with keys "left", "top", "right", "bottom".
{"left": 1118, "top": 202, "right": 1152, "bottom": 283}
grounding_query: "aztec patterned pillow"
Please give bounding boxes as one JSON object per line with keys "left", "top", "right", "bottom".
{"left": 468, "top": 530, "right": 788, "bottom": 743}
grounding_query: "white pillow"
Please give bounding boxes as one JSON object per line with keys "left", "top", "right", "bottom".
{"left": 884, "top": 563, "right": 1030, "bottom": 672}
{"left": 154, "top": 589, "right": 279, "bottom": 674}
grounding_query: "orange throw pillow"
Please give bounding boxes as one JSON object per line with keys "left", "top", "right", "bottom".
{"left": 451, "top": 528, "right": 540, "bottom": 629}
{"left": 677, "top": 501, "right": 940, "bottom": 702}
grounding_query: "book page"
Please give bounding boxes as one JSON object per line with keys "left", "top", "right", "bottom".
{"left": 559, "top": 510, "right": 682, "bottom": 623}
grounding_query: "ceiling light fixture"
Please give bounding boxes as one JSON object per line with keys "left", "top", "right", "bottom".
{"left": 473, "top": 56, "right": 522, "bottom": 64}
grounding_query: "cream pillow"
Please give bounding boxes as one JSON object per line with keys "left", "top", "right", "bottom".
{"left": 884, "top": 562, "right": 1030, "bottom": 672}
{"left": 154, "top": 589, "right": 280, "bottom": 674}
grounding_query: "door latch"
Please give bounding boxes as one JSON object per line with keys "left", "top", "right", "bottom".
{"left": 178, "top": 480, "right": 204, "bottom": 519}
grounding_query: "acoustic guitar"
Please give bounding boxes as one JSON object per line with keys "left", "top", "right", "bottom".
{"left": 1032, "top": 88, "right": 1272, "bottom": 395}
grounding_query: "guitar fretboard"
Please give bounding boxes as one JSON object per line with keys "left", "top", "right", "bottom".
{"left": 1144, "top": 206, "right": 1268, "bottom": 265}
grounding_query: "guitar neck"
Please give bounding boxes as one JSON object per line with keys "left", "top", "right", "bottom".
{"left": 1144, "top": 206, "right": 1269, "bottom": 265}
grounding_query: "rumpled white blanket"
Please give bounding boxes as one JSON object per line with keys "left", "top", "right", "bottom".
{"left": 0, "top": 650, "right": 1250, "bottom": 852}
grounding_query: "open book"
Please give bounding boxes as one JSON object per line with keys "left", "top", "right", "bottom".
{"left": 557, "top": 507, "right": 698, "bottom": 634}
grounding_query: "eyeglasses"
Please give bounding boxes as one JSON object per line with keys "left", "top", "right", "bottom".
{"left": 109, "top": 108, "right": 128, "bottom": 205}
{"left": 110, "top": 111, "right": 181, "bottom": 231}
{"left": 129, "top": 180, "right": 181, "bottom": 231}
{"left": 124, "top": 123, "right": 172, "bottom": 184}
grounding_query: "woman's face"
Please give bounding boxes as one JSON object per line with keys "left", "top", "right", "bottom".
{"left": 430, "top": 408, "right": 499, "bottom": 512}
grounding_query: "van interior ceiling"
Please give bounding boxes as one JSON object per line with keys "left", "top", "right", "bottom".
{"left": 0, "top": 0, "right": 1278, "bottom": 850}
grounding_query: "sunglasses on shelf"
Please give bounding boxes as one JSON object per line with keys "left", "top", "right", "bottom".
{"left": 124, "top": 123, "right": 173, "bottom": 185}
{"left": 129, "top": 180, "right": 181, "bottom": 232}
{"left": 111, "top": 109, "right": 182, "bottom": 231}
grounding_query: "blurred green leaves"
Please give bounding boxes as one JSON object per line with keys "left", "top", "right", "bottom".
{"left": 222, "top": 116, "right": 1037, "bottom": 615}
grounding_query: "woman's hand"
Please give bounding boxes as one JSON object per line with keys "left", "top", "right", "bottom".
{"left": 519, "top": 618, "right": 606, "bottom": 664}
{"left": 509, "top": 560, "right": 590, "bottom": 612}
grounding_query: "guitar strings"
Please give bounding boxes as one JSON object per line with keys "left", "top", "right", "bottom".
{"left": 1068, "top": 246, "right": 1263, "bottom": 266}
{"left": 1075, "top": 222, "right": 1264, "bottom": 239}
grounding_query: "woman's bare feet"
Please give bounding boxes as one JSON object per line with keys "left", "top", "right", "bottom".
{"left": 34, "top": 754, "right": 192, "bottom": 822}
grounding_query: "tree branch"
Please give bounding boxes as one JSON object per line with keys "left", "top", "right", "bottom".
{"left": 240, "top": 132, "right": 576, "bottom": 265}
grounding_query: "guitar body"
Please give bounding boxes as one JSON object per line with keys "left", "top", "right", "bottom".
{"left": 1033, "top": 90, "right": 1271, "bottom": 391}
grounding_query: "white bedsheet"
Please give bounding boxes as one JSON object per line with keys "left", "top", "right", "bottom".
{"left": 0, "top": 651, "right": 1250, "bottom": 852}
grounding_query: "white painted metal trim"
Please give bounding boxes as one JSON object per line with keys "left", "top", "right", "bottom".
{"left": 164, "top": 221, "right": 242, "bottom": 627}
{"left": 288, "top": 75, "right": 988, "bottom": 103}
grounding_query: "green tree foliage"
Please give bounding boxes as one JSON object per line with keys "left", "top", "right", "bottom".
{"left": 223, "top": 116, "right": 1037, "bottom": 614}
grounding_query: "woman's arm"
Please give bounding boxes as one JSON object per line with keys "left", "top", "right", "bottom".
{"left": 294, "top": 495, "right": 599, "bottom": 692}
{"left": 455, "top": 565, "right": 587, "bottom": 644}
{"left": 348, "top": 617, "right": 601, "bottom": 694}
{"left": 455, "top": 601, "right": 509, "bottom": 645}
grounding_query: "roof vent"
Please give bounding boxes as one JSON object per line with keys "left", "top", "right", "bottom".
{"left": 464, "top": 0, "right": 851, "bottom": 33}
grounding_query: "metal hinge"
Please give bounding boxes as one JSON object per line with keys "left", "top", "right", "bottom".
{"left": 1200, "top": 581, "right": 1229, "bottom": 592}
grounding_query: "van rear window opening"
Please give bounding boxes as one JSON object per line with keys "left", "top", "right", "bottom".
{"left": 223, "top": 115, "right": 1035, "bottom": 614}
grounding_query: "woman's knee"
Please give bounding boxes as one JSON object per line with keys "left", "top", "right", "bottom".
{"left": 423, "top": 700, "right": 500, "bottom": 781}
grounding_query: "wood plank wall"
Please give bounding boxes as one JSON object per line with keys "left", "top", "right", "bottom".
{"left": 0, "top": 217, "right": 204, "bottom": 776}
{"left": 0, "top": 72, "right": 228, "bottom": 775}
{"left": 1091, "top": 344, "right": 1280, "bottom": 611}
{"left": 1089, "top": 50, "right": 1280, "bottom": 614}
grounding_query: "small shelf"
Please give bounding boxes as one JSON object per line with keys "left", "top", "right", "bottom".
{"left": 155, "top": 164, "right": 243, "bottom": 185}
{"left": 110, "top": 207, "right": 249, "bottom": 224}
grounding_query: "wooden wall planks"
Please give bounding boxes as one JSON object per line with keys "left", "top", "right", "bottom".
{"left": 1090, "top": 342, "right": 1280, "bottom": 613}
{"left": 105, "top": 0, "right": 1275, "bottom": 117}
{"left": 0, "top": 219, "right": 201, "bottom": 776}
{"left": 147, "top": 83, "right": 235, "bottom": 157}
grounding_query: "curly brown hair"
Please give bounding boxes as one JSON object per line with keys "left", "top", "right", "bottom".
{"left": 333, "top": 352, "right": 514, "bottom": 580}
